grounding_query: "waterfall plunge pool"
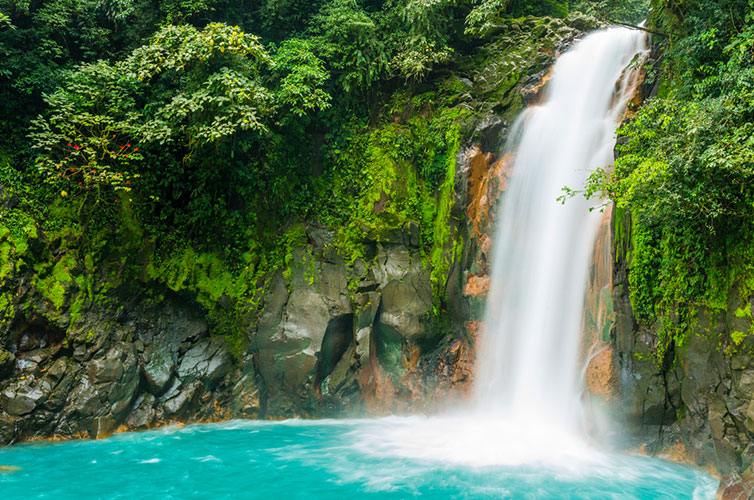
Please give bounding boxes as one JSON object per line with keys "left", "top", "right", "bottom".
{"left": 0, "top": 417, "right": 716, "bottom": 499}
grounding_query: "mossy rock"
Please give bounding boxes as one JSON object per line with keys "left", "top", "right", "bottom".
{"left": 0, "top": 348, "right": 14, "bottom": 378}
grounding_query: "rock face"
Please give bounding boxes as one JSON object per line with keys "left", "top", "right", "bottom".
{"left": 608, "top": 205, "right": 754, "bottom": 491}
{"left": 583, "top": 44, "right": 754, "bottom": 488}
{"left": 0, "top": 298, "right": 254, "bottom": 442}
{"left": 0, "top": 16, "right": 584, "bottom": 444}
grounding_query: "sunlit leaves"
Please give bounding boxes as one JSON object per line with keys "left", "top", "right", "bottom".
{"left": 125, "top": 23, "right": 272, "bottom": 82}
{"left": 272, "top": 38, "right": 331, "bottom": 117}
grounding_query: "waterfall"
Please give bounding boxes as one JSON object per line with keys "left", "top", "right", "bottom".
{"left": 473, "top": 27, "right": 647, "bottom": 431}
{"left": 351, "top": 27, "right": 649, "bottom": 467}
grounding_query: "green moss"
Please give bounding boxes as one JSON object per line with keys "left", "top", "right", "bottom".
{"left": 732, "top": 330, "right": 747, "bottom": 346}
{"left": 428, "top": 126, "right": 461, "bottom": 309}
{"left": 0, "top": 292, "right": 13, "bottom": 323}
{"left": 37, "top": 275, "right": 67, "bottom": 309}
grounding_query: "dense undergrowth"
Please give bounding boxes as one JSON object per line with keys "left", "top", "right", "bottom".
{"left": 585, "top": 0, "right": 754, "bottom": 359}
{"left": 0, "top": 0, "right": 647, "bottom": 352}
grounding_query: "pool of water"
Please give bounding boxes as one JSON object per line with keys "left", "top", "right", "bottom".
{"left": 0, "top": 418, "right": 716, "bottom": 499}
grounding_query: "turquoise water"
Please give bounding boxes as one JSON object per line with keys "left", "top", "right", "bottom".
{"left": 0, "top": 418, "right": 716, "bottom": 499}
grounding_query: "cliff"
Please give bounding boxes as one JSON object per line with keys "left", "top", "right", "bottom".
{"left": 0, "top": 16, "right": 590, "bottom": 443}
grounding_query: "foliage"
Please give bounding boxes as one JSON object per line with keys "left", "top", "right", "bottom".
{"left": 309, "top": 0, "right": 390, "bottom": 92}
{"left": 570, "top": 0, "right": 651, "bottom": 24}
{"left": 0, "top": 0, "right": 641, "bottom": 351}
{"left": 466, "top": 0, "right": 571, "bottom": 36}
{"left": 272, "top": 38, "right": 332, "bottom": 118}
{"left": 581, "top": 0, "right": 754, "bottom": 355}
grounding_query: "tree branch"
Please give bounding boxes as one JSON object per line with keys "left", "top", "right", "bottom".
{"left": 607, "top": 20, "right": 669, "bottom": 38}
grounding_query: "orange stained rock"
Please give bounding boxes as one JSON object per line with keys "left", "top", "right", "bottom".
{"left": 464, "top": 274, "right": 491, "bottom": 297}
{"left": 617, "top": 59, "right": 647, "bottom": 121}
{"left": 520, "top": 69, "right": 553, "bottom": 105}
{"left": 585, "top": 344, "right": 617, "bottom": 399}
{"left": 465, "top": 146, "right": 512, "bottom": 243}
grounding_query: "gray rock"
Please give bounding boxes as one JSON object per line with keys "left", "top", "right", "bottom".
{"left": 163, "top": 381, "right": 202, "bottom": 417}
{"left": 177, "top": 339, "right": 231, "bottom": 389}
{"left": 230, "top": 374, "right": 262, "bottom": 418}
{"left": 24, "top": 349, "right": 50, "bottom": 366}
{"left": 88, "top": 351, "right": 124, "bottom": 383}
{"left": 65, "top": 376, "right": 103, "bottom": 418}
{"left": 126, "top": 393, "right": 157, "bottom": 429}
{"left": 47, "top": 358, "right": 68, "bottom": 380}
{"left": 1, "top": 382, "right": 47, "bottom": 416}
{"left": 142, "top": 343, "right": 175, "bottom": 394}
{"left": 377, "top": 278, "right": 431, "bottom": 340}
{"left": 318, "top": 262, "right": 352, "bottom": 316}
{"left": 72, "top": 344, "right": 88, "bottom": 362}
{"left": 0, "top": 411, "right": 14, "bottom": 444}
{"left": 17, "top": 333, "right": 40, "bottom": 352}
{"left": 0, "top": 349, "right": 14, "bottom": 379}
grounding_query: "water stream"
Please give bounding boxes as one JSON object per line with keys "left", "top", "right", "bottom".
{"left": 0, "top": 27, "right": 719, "bottom": 499}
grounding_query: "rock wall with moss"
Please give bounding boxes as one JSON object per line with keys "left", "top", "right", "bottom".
{"left": 0, "top": 15, "right": 591, "bottom": 443}
{"left": 595, "top": 2, "right": 754, "bottom": 492}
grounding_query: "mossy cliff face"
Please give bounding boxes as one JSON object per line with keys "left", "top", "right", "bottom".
{"left": 0, "top": 16, "right": 589, "bottom": 443}
{"left": 611, "top": 207, "right": 754, "bottom": 487}
{"left": 598, "top": 45, "right": 754, "bottom": 494}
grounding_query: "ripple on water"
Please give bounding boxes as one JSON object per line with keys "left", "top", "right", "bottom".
{"left": 0, "top": 419, "right": 717, "bottom": 499}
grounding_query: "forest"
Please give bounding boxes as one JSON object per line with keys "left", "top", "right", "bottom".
{"left": 3, "top": 0, "right": 754, "bottom": 495}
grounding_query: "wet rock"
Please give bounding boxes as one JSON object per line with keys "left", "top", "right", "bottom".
{"left": 89, "top": 349, "right": 124, "bottom": 383}
{"left": 23, "top": 349, "right": 50, "bottom": 366}
{"left": 0, "top": 349, "right": 14, "bottom": 379}
{"left": 318, "top": 262, "right": 352, "bottom": 316}
{"left": 142, "top": 343, "right": 175, "bottom": 395}
{"left": 322, "top": 344, "right": 358, "bottom": 396}
{"left": 230, "top": 373, "right": 262, "bottom": 418}
{"left": 163, "top": 381, "right": 202, "bottom": 418}
{"left": 717, "top": 470, "right": 754, "bottom": 500}
{"left": 72, "top": 344, "right": 88, "bottom": 362}
{"left": 90, "top": 414, "right": 116, "bottom": 438}
{"left": 377, "top": 278, "right": 431, "bottom": 340}
{"left": 177, "top": 339, "right": 231, "bottom": 390}
{"left": 257, "top": 278, "right": 330, "bottom": 399}
{"left": 14, "top": 357, "right": 37, "bottom": 374}
{"left": 126, "top": 393, "right": 156, "bottom": 429}
{"left": 47, "top": 358, "right": 68, "bottom": 381}
{"left": 65, "top": 376, "right": 103, "bottom": 418}
{"left": 1, "top": 382, "right": 47, "bottom": 416}
{"left": 16, "top": 333, "right": 40, "bottom": 352}
{"left": 0, "top": 411, "right": 14, "bottom": 444}
{"left": 43, "top": 372, "right": 73, "bottom": 411}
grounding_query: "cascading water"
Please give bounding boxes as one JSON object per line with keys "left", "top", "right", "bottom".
{"left": 473, "top": 27, "right": 648, "bottom": 434}
{"left": 343, "top": 27, "right": 653, "bottom": 468}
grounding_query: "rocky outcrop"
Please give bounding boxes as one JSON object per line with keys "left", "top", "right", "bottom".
{"left": 0, "top": 15, "right": 588, "bottom": 444}
{"left": 596, "top": 41, "right": 754, "bottom": 495}
{"left": 0, "top": 297, "right": 251, "bottom": 442}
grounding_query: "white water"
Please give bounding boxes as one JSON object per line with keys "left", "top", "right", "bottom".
{"left": 353, "top": 28, "right": 651, "bottom": 469}
{"left": 473, "top": 27, "right": 648, "bottom": 435}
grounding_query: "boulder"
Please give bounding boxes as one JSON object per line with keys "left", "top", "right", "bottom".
{"left": 89, "top": 350, "right": 124, "bottom": 383}
{"left": 0, "top": 411, "right": 14, "bottom": 444}
{"left": 90, "top": 414, "right": 116, "bottom": 439}
{"left": 0, "top": 349, "right": 14, "bottom": 379}
{"left": 163, "top": 380, "right": 202, "bottom": 418}
{"left": 230, "top": 373, "right": 262, "bottom": 418}
{"left": 0, "top": 380, "right": 49, "bottom": 416}
{"left": 177, "top": 339, "right": 232, "bottom": 389}
{"left": 142, "top": 343, "right": 175, "bottom": 394}
{"left": 126, "top": 393, "right": 157, "bottom": 429}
